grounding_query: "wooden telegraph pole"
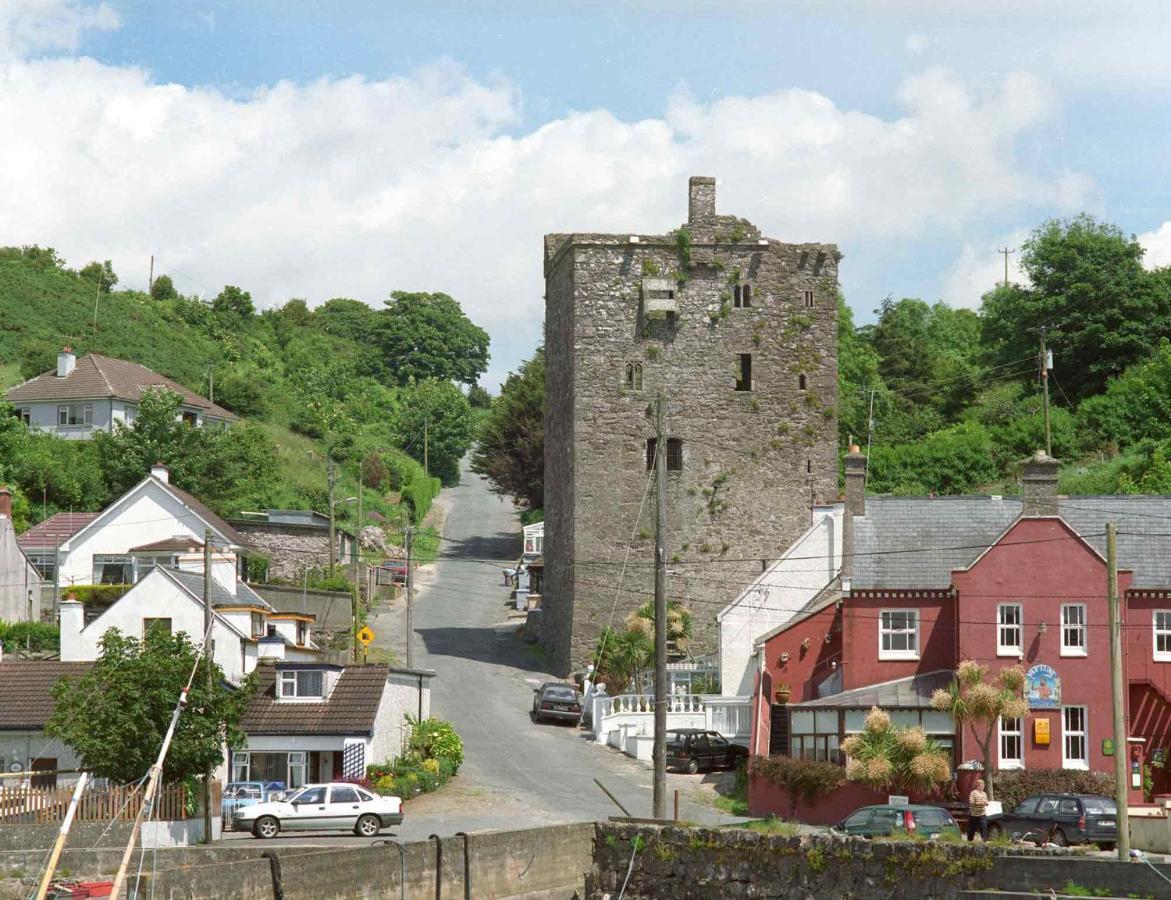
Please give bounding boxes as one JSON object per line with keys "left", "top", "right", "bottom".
{"left": 405, "top": 526, "right": 415, "bottom": 669}
{"left": 652, "top": 393, "right": 668, "bottom": 820}
{"left": 1107, "top": 523, "right": 1130, "bottom": 860}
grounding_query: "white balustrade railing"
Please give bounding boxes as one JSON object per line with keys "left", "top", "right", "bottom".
{"left": 591, "top": 692, "right": 753, "bottom": 746}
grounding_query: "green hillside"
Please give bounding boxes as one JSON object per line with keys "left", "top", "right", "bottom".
{"left": 0, "top": 246, "right": 487, "bottom": 563}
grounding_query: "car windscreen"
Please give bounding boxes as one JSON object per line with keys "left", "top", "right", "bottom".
{"left": 543, "top": 688, "right": 577, "bottom": 700}
{"left": 1081, "top": 798, "right": 1116, "bottom": 813}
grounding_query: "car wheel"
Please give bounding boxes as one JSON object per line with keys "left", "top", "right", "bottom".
{"left": 686, "top": 758, "right": 700, "bottom": 775}
{"left": 355, "top": 814, "right": 381, "bottom": 838}
{"left": 253, "top": 816, "right": 280, "bottom": 840}
{"left": 1051, "top": 828, "right": 1068, "bottom": 847}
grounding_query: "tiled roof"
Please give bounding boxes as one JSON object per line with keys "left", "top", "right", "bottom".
{"left": 5, "top": 353, "right": 236, "bottom": 420}
{"left": 0, "top": 661, "right": 93, "bottom": 729}
{"left": 166, "top": 569, "right": 274, "bottom": 612}
{"left": 794, "top": 669, "right": 952, "bottom": 709}
{"left": 163, "top": 480, "right": 249, "bottom": 548}
{"left": 852, "top": 495, "right": 1171, "bottom": 590}
{"left": 240, "top": 664, "right": 389, "bottom": 735}
{"left": 17, "top": 513, "right": 100, "bottom": 550}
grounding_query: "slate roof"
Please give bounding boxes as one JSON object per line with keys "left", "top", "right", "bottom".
{"left": 852, "top": 495, "right": 1171, "bottom": 590}
{"left": 5, "top": 353, "right": 236, "bottom": 420}
{"left": 240, "top": 664, "right": 389, "bottom": 735}
{"left": 793, "top": 669, "right": 952, "bottom": 709}
{"left": 166, "top": 569, "right": 274, "bottom": 612}
{"left": 129, "top": 536, "right": 205, "bottom": 552}
{"left": 0, "top": 661, "right": 92, "bottom": 729}
{"left": 162, "top": 480, "right": 249, "bottom": 548}
{"left": 17, "top": 513, "right": 100, "bottom": 551}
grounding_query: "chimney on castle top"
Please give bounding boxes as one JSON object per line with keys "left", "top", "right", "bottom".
{"left": 1021, "top": 450, "right": 1060, "bottom": 517}
{"left": 57, "top": 346, "right": 76, "bottom": 378}
{"left": 151, "top": 462, "right": 171, "bottom": 484}
{"left": 0, "top": 486, "right": 11, "bottom": 519}
{"left": 688, "top": 176, "right": 716, "bottom": 225}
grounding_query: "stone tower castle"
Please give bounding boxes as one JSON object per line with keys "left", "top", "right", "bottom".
{"left": 542, "top": 177, "right": 840, "bottom": 677}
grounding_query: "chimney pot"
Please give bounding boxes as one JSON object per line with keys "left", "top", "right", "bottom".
{"left": 844, "top": 448, "right": 868, "bottom": 518}
{"left": 56, "top": 348, "right": 76, "bottom": 378}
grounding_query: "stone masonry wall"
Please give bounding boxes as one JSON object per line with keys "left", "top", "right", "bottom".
{"left": 234, "top": 525, "right": 331, "bottom": 583}
{"left": 543, "top": 177, "right": 839, "bottom": 675}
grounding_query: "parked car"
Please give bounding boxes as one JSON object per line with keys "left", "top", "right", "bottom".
{"left": 221, "top": 781, "right": 286, "bottom": 829}
{"left": 532, "top": 682, "right": 582, "bottom": 724}
{"left": 987, "top": 793, "right": 1117, "bottom": 848}
{"left": 233, "top": 782, "right": 404, "bottom": 839}
{"left": 665, "top": 729, "right": 749, "bottom": 774}
{"left": 834, "top": 804, "right": 961, "bottom": 840}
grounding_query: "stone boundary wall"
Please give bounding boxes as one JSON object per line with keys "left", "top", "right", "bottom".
{"left": 253, "top": 584, "right": 353, "bottom": 629}
{"left": 588, "top": 822, "right": 1171, "bottom": 899}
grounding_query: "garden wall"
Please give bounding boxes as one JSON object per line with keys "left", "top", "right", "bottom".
{"left": 747, "top": 772, "right": 888, "bottom": 825}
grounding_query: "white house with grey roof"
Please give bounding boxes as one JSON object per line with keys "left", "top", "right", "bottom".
{"left": 5, "top": 349, "right": 235, "bottom": 440}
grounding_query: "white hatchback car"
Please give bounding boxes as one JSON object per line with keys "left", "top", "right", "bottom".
{"left": 233, "top": 782, "right": 404, "bottom": 839}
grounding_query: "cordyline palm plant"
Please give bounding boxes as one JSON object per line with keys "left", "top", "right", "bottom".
{"left": 931, "top": 660, "right": 1028, "bottom": 800}
{"left": 841, "top": 707, "right": 952, "bottom": 796}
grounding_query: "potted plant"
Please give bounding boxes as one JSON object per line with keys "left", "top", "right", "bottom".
{"left": 774, "top": 683, "right": 792, "bottom": 704}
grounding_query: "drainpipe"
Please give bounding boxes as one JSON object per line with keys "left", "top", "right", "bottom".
{"left": 418, "top": 673, "right": 424, "bottom": 720}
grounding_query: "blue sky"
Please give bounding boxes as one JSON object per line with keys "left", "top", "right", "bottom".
{"left": 2, "top": 1, "right": 1170, "bottom": 387}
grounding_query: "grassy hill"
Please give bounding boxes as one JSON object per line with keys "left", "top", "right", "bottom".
{"left": 0, "top": 247, "right": 448, "bottom": 550}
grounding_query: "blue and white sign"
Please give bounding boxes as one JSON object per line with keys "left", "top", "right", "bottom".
{"left": 1025, "top": 664, "right": 1061, "bottom": 710}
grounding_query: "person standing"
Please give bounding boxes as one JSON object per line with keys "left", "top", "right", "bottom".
{"left": 967, "top": 778, "right": 989, "bottom": 842}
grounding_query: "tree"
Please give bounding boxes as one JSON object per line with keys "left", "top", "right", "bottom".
{"left": 47, "top": 627, "right": 252, "bottom": 785}
{"left": 467, "top": 384, "right": 491, "bottom": 409}
{"left": 837, "top": 296, "right": 884, "bottom": 447}
{"left": 93, "top": 387, "right": 200, "bottom": 494}
{"left": 379, "top": 291, "right": 490, "bottom": 386}
{"left": 981, "top": 215, "right": 1171, "bottom": 400}
{"left": 150, "top": 273, "right": 179, "bottom": 302}
{"left": 471, "top": 349, "right": 544, "bottom": 511}
{"left": 391, "top": 379, "right": 475, "bottom": 486}
{"left": 840, "top": 707, "right": 952, "bottom": 796}
{"left": 931, "top": 660, "right": 1027, "bottom": 799}
{"left": 212, "top": 284, "right": 255, "bottom": 319}
{"left": 79, "top": 260, "right": 117, "bottom": 292}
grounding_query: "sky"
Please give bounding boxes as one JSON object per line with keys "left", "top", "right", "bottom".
{"left": 2, "top": 1, "right": 1170, "bottom": 389}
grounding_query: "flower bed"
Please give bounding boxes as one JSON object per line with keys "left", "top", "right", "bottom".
{"left": 367, "top": 717, "right": 463, "bottom": 800}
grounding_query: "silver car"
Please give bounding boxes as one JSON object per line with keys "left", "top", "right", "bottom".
{"left": 232, "top": 782, "right": 404, "bottom": 838}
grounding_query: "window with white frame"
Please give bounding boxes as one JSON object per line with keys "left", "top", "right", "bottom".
{"left": 287, "top": 751, "right": 307, "bottom": 788}
{"left": 997, "top": 604, "right": 1022, "bottom": 655}
{"left": 879, "top": 610, "right": 919, "bottom": 660}
{"left": 57, "top": 403, "right": 92, "bottom": 426}
{"left": 999, "top": 716, "right": 1023, "bottom": 769}
{"left": 1062, "top": 706, "right": 1088, "bottom": 769}
{"left": 93, "top": 555, "right": 134, "bottom": 584}
{"left": 15, "top": 407, "right": 31, "bottom": 425}
{"left": 1155, "top": 611, "right": 1171, "bottom": 661}
{"left": 279, "top": 669, "right": 325, "bottom": 699}
{"left": 1061, "top": 604, "right": 1087, "bottom": 656}
{"left": 232, "top": 752, "right": 249, "bottom": 782}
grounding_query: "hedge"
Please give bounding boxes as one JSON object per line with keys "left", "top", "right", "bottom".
{"left": 60, "top": 584, "right": 132, "bottom": 606}
{"left": 993, "top": 768, "right": 1115, "bottom": 811}
{"left": 0, "top": 620, "right": 60, "bottom": 653}
{"left": 748, "top": 755, "right": 846, "bottom": 806}
{"left": 383, "top": 449, "right": 439, "bottom": 524}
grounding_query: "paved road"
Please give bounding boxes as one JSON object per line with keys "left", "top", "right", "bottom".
{"left": 223, "top": 463, "right": 741, "bottom": 847}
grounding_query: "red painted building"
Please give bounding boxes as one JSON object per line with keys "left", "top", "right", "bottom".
{"left": 751, "top": 450, "right": 1171, "bottom": 811}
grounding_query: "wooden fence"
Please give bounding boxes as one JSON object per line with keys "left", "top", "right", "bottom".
{"left": 0, "top": 781, "right": 220, "bottom": 824}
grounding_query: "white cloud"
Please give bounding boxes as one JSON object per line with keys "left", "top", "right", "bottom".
{"left": 0, "top": 0, "right": 118, "bottom": 57}
{"left": 0, "top": 8, "right": 1090, "bottom": 387}
{"left": 904, "top": 33, "right": 929, "bottom": 55}
{"left": 1139, "top": 222, "right": 1171, "bottom": 270}
{"left": 940, "top": 229, "right": 1030, "bottom": 309}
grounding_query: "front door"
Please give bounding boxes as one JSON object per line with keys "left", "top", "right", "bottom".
{"left": 30, "top": 759, "right": 57, "bottom": 789}
{"left": 286, "top": 785, "right": 329, "bottom": 831}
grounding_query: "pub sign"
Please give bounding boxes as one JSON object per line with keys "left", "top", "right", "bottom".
{"left": 1025, "top": 664, "right": 1061, "bottom": 710}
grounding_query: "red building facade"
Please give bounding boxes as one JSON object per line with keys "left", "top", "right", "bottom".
{"left": 751, "top": 451, "right": 1171, "bottom": 812}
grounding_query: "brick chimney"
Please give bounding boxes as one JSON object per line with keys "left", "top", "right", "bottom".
{"left": 688, "top": 176, "right": 716, "bottom": 225}
{"left": 1021, "top": 450, "right": 1060, "bottom": 517}
{"left": 57, "top": 346, "right": 76, "bottom": 378}
{"left": 0, "top": 485, "right": 11, "bottom": 519}
{"left": 841, "top": 445, "right": 867, "bottom": 583}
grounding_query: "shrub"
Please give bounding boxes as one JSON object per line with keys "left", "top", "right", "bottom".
{"left": 408, "top": 717, "right": 464, "bottom": 773}
{"left": 0, "top": 621, "right": 60, "bottom": 653}
{"left": 993, "top": 769, "right": 1115, "bottom": 813}
{"left": 61, "top": 584, "right": 132, "bottom": 608}
{"left": 748, "top": 755, "right": 846, "bottom": 807}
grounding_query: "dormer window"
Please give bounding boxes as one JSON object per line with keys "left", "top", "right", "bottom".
{"left": 251, "top": 612, "right": 266, "bottom": 639}
{"left": 279, "top": 669, "right": 324, "bottom": 699}
{"left": 296, "top": 621, "right": 308, "bottom": 646}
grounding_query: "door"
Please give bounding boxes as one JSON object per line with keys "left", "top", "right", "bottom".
{"left": 30, "top": 759, "right": 57, "bottom": 790}
{"left": 841, "top": 808, "right": 873, "bottom": 836}
{"left": 1001, "top": 797, "right": 1038, "bottom": 837}
{"left": 286, "top": 785, "right": 329, "bottom": 831}
{"left": 691, "top": 734, "right": 712, "bottom": 769}
{"left": 326, "top": 785, "right": 363, "bottom": 829}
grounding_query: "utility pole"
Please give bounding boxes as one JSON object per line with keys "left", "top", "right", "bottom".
{"left": 652, "top": 393, "right": 668, "bottom": 820}
{"left": 998, "top": 246, "right": 1015, "bottom": 287}
{"left": 1107, "top": 523, "right": 1130, "bottom": 861}
{"left": 423, "top": 419, "right": 430, "bottom": 479}
{"left": 1039, "top": 327, "right": 1052, "bottom": 457}
{"left": 202, "top": 529, "right": 213, "bottom": 845}
{"left": 327, "top": 457, "right": 337, "bottom": 577}
{"left": 404, "top": 526, "right": 415, "bottom": 669}
{"left": 207, "top": 365, "right": 215, "bottom": 405}
{"left": 148, "top": 255, "right": 154, "bottom": 296}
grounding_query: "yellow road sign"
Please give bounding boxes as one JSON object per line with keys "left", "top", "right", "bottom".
{"left": 357, "top": 626, "right": 375, "bottom": 647}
